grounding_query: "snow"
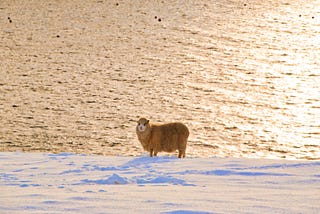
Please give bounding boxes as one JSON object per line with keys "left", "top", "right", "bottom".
{"left": 1, "top": 152, "right": 320, "bottom": 213}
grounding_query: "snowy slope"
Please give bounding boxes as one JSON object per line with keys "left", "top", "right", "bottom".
{"left": 1, "top": 152, "right": 320, "bottom": 213}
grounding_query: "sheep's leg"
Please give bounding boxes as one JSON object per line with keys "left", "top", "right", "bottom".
{"left": 178, "top": 150, "right": 186, "bottom": 158}
{"left": 149, "top": 149, "right": 153, "bottom": 157}
{"left": 153, "top": 151, "right": 158, "bottom": 157}
{"left": 178, "top": 150, "right": 185, "bottom": 158}
{"left": 182, "top": 151, "right": 186, "bottom": 158}
{"left": 178, "top": 142, "right": 187, "bottom": 158}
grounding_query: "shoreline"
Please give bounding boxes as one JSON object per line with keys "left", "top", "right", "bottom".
{"left": 1, "top": 149, "right": 319, "bottom": 161}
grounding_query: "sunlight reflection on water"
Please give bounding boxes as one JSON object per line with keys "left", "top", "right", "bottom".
{"left": 180, "top": 0, "right": 320, "bottom": 159}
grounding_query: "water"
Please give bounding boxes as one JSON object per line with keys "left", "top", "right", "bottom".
{"left": 0, "top": 0, "right": 319, "bottom": 159}
{"left": 174, "top": 0, "right": 320, "bottom": 159}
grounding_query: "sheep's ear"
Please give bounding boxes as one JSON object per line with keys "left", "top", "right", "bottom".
{"left": 146, "top": 120, "right": 150, "bottom": 124}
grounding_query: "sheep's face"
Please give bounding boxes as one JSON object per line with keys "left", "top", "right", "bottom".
{"left": 137, "top": 118, "right": 150, "bottom": 132}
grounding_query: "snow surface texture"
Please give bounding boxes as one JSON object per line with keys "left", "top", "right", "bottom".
{"left": 1, "top": 152, "right": 320, "bottom": 213}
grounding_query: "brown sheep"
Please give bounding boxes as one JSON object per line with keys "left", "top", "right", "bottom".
{"left": 136, "top": 118, "right": 189, "bottom": 158}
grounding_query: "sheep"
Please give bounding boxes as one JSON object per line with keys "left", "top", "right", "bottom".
{"left": 136, "top": 118, "right": 189, "bottom": 158}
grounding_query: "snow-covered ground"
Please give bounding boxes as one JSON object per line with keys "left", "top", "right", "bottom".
{"left": 1, "top": 152, "right": 320, "bottom": 213}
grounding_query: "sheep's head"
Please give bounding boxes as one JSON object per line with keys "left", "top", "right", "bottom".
{"left": 136, "top": 118, "right": 150, "bottom": 132}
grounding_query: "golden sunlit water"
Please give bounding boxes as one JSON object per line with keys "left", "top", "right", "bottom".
{"left": 0, "top": 0, "right": 319, "bottom": 159}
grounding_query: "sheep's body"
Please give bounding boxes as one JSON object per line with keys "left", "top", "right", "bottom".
{"left": 136, "top": 118, "right": 189, "bottom": 158}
